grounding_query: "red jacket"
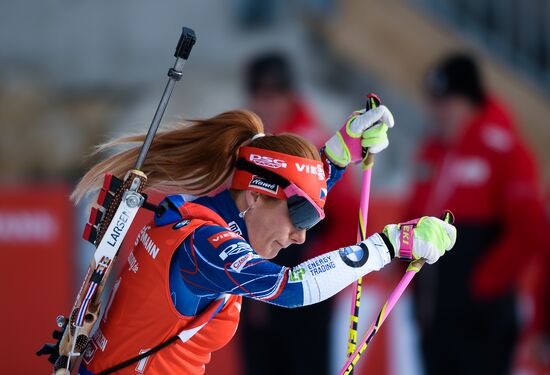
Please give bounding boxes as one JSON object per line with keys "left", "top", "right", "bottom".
{"left": 407, "top": 97, "right": 546, "bottom": 297}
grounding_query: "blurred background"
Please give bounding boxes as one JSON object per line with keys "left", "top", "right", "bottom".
{"left": 1, "top": 0, "right": 549, "bottom": 374}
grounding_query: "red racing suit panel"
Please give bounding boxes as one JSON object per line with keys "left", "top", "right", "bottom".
{"left": 84, "top": 203, "right": 242, "bottom": 375}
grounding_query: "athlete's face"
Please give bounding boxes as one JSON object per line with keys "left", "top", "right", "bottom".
{"left": 243, "top": 192, "right": 306, "bottom": 259}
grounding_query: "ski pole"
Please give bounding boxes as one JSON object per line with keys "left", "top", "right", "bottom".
{"left": 340, "top": 211, "right": 455, "bottom": 375}
{"left": 346, "top": 93, "right": 381, "bottom": 372}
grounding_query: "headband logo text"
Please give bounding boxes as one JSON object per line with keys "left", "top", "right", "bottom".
{"left": 249, "top": 176, "right": 279, "bottom": 194}
{"left": 295, "top": 163, "right": 325, "bottom": 180}
{"left": 250, "top": 154, "right": 287, "bottom": 169}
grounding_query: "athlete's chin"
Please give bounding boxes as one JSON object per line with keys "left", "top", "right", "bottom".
{"left": 253, "top": 242, "right": 280, "bottom": 259}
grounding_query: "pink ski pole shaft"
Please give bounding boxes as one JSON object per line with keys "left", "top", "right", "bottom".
{"left": 346, "top": 165, "right": 372, "bottom": 361}
{"left": 346, "top": 94, "right": 381, "bottom": 368}
{"left": 341, "top": 259, "right": 425, "bottom": 375}
{"left": 340, "top": 210, "right": 454, "bottom": 375}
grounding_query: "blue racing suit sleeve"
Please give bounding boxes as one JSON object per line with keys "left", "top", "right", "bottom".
{"left": 175, "top": 223, "right": 392, "bottom": 308}
{"left": 321, "top": 146, "right": 346, "bottom": 192}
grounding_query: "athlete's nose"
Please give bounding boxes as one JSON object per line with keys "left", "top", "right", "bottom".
{"left": 290, "top": 228, "right": 306, "bottom": 245}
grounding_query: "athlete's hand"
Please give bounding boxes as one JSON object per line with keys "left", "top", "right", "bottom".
{"left": 381, "top": 216, "right": 457, "bottom": 264}
{"left": 325, "top": 105, "right": 394, "bottom": 167}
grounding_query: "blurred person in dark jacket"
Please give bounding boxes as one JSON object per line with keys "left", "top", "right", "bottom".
{"left": 408, "top": 53, "right": 547, "bottom": 375}
{"left": 239, "top": 52, "right": 359, "bottom": 375}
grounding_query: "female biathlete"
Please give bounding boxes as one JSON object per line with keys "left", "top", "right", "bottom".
{"left": 73, "top": 106, "right": 456, "bottom": 374}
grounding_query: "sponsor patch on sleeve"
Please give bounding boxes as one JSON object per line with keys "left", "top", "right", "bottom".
{"left": 208, "top": 230, "right": 242, "bottom": 248}
{"left": 230, "top": 252, "right": 255, "bottom": 273}
{"left": 219, "top": 242, "right": 251, "bottom": 260}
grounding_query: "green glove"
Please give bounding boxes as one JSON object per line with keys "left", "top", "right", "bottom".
{"left": 325, "top": 106, "right": 394, "bottom": 168}
{"left": 382, "top": 216, "right": 457, "bottom": 264}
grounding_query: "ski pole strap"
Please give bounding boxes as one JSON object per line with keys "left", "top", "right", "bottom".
{"left": 398, "top": 218, "right": 419, "bottom": 261}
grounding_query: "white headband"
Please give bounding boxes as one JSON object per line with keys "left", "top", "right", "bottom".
{"left": 251, "top": 133, "right": 266, "bottom": 141}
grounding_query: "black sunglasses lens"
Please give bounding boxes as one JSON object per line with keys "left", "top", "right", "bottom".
{"left": 287, "top": 195, "right": 321, "bottom": 230}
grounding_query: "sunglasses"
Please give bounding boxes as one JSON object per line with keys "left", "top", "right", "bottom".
{"left": 284, "top": 184, "right": 325, "bottom": 230}
{"left": 236, "top": 158, "right": 325, "bottom": 230}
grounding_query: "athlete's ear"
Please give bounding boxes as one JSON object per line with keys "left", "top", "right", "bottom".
{"left": 245, "top": 190, "right": 261, "bottom": 207}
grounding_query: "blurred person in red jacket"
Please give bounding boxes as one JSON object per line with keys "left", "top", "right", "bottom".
{"left": 523, "top": 193, "right": 550, "bottom": 371}
{"left": 239, "top": 52, "right": 359, "bottom": 375}
{"left": 408, "top": 53, "right": 547, "bottom": 375}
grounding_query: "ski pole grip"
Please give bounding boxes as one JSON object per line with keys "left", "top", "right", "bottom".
{"left": 360, "top": 93, "right": 382, "bottom": 169}
{"left": 365, "top": 93, "right": 381, "bottom": 110}
{"left": 441, "top": 210, "right": 455, "bottom": 224}
{"left": 175, "top": 27, "right": 197, "bottom": 60}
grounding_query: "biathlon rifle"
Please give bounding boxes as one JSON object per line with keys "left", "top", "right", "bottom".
{"left": 36, "top": 27, "right": 197, "bottom": 374}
